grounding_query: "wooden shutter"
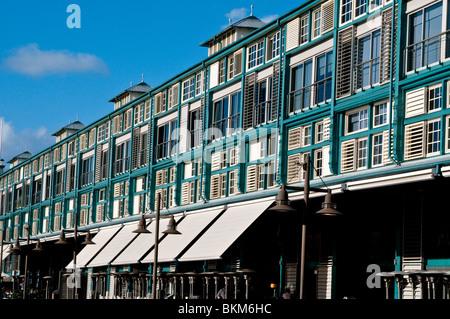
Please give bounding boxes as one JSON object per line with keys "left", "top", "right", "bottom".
{"left": 66, "top": 159, "right": 72, "bottom": 193}
{"left": 246, "top": 165, "right": 257, "bottom": 192}
{"left": 340, "top": 139, "right": 356, "bottom": 173}
{"left": 322, "top": 145, "right": 332, "bottom": 177}
{"left": 316, "top": 257, "right": 333, "bottom": 299}
{"left": 181, "top": 182, "right": 190, "bottom": 205}
{"left": 96, "top": 204, "right": 104, "bottom": 222}
{"left": 179, "top": 105, "right": 189, "bottom": 154}
{"left": 287, "top": 153, "right": 301, "bottom": 183}
{"left": 271, "top": 61, "right": 282, "bottom": 122}
{"left": 285, "top": 17, "right": 300, "bottom": 52}
{"left": 210, "top": 62, "right": 219, "bottom": 88}
{"left": 288, "top": 127, "right": 302, "bottom": 150}
{"left": 405, "top": 87, "right": 426, "bottom": 118}
{"left": 210, "top": 175, "right": 220, "bottom": 199}
{"left": 404, "top": 122, "right": 425, "bottom": 160}
{"left": 336, "top": 26, "right": 355, "bottom": 98}
{"left": 380, "top": 7, "right": 396, "bottom": 83}
{"left": 321, "top": 0, "right": 334, "bottom": 34}
{"left": 323, "top": 117, "right": 331, "bottom": 140}
{"left": 382, "top": 130, "right": 393, "bottom": 165}
{"left": 131, "top": 128, "right": 140, "bottom": 170}
{"left": 243, "top": 73, "right": 256, "bottom": 130}
{"left": 234, "top": 51, "right": 243, "bottom": 76}
{"left": 211, "top": 152, "right": 221, "bottom": 171}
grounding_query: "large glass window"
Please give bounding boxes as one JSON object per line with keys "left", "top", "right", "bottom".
{"left": 407, "top": 1, "right": 443, "bottom": 71}
{"left": 356, "top": 30, "right": 381, "bottom": 89}
{"left": 347, "top": 107, "right": 368, "bottom": 134}
{"left": 248, "top": 41, "right": 264, "bottom": 69}
{"left": 156, "top": 120, "right": 177, "bottom": 159}
{"left": 212, "top": 91, "right": 241, "bottom": 138}
{"left": 290, "top": 60, "right": 313, "bottom": 112}
{"left": 316, "top": 51, "right": 333, "bottom": 103}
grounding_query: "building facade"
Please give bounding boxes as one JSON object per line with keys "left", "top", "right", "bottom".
{"left": 1, "top": 0, "right": 450, "bottom": 300}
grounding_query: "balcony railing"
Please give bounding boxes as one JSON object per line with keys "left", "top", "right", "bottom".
{"left": 406, "top": 30, "right": 450, "bottom": 72}
{"left": 156, "top": 140, "right": 177, "bottom": 160}
{"left": 354, "top": 57, "right": 380, "bottom": 89}
{"left": 288, "top": 78, "right": 332, "bottom": 114}
{"left": 114, "top": 157, "right": 130, "bottom": 175}
{"left": 212, "top": 114, "right": 240, "bottom": 139}
{"left": 81, "top": 171, "right": 94, "bottom": 186}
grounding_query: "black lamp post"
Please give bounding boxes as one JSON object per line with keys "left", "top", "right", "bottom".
{"left": 133, "top": 192, "right": 181, "bottom": 299}
{"left": 7, "top": 224, "right": 44, "bottom": 299}
{"left": 55, "top": 210, "right": 95, "bottom": 299}
{"left": 269, "top": 154, "right": 341, "bottom": 299}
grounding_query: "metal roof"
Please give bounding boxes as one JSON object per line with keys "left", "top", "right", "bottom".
{"left": 52, "top": 120, "right": 85, "bottom": 137}
{"left": 108, "top": 81, "right": 152, "bottom": 102}
{"left": 199, "top": 15, "right": 266, "bottom": 47}
{"left": 7, "top": 151, "right": 32, "bottom": 164}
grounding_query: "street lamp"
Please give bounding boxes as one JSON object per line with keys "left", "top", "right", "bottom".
{"left": 269, "top": 153, "right": 341, "bottom": 299}
{"left": 6, "top": 224, "right": 44, "bottom": 299}
{"left": 55, "top": 211, "right": 96, "bottom": 299}
{"left": 133, "top": 192, "right": 181, "bottom": 299}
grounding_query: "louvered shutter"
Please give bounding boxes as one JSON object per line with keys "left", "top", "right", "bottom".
{"left": 271, "top": 61, "right": 282, "bottom": 122}
{"left": 231, "top": 169, "right": 240, "bottom": 194}
{"left": 321, "top": 0, "right": 334, "bottom": 34}
{"left": 181, "top": 182, "right": 190, "bottom": 205}
{"left": 234, "top": 51, "right": 243, "bottom": 76}
{"left": 380, "top": 7, "right": 396, "bottom": 83}
{"left": 246, "top": 165, "right": 257, "bottom": 192}
{"left": 382, "top": 130, "right": 393, "bottom": 165}
{"left": 322, "top": 145, "right": 332, "bottom": 177}
{"left": 243, "top": 73, "right": 256, "bottom": 130}
{"left": 210, "top": 175, "right": 220, "bottom": 199}
{"left": 336, "top": 27, "right": 355, "bottom": 98}
{"left": 404, "top": 122, "right": 425, "bottom": 160}
{"left": 95, "top": 144, "right": 102, "bottom": 182}
{"left": 179, "top": 105, "right": 189, "bottom": 153}
{"left": 316, "top": 257, "right": 333, "bottom": 299}
{"left": 341, "top": 139, "right": 356, "bottom": 173}
{"left": 405, "top": 87, "right": 426, "bottom": 118}
{"left": 211, "top": 152, "right": 221, "bottom": 171}
{"left": 66, "top": 159, "right": 72, "bottom": 192}
{"left": 96, "top": 204, "right": 104, "bottom": 222}
{"left": 323, "top": 117, "right": 331, "bottom": 140}
{"left": 287, "top": 153, "right": 301, "bottom": 183}
{"left": 210, "top": 62, "right": 219, "bottom": 88}
{"left": 288, "top": 127, "right": 302, "bottom": 150}
{"left": 131, "top": 128, "right": 140, "bottom": 170}
{"left": 285, "top": 17, "right": 300, "bottom": 52}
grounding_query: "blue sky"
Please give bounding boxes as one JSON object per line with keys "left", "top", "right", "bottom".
{"left": 0, "top": 0, "right": 302, "bottom": 164}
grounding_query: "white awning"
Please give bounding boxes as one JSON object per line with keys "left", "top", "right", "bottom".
{"left": 111, "top": 216, "right": 176, "bottom": 266}
{"left": 178, "top": 198, "right": 273, "bottom": 262}
{"left": 87, "top": 222, "right": 138, "bottom": 268}
{"left": 66, "top": 225, "right": 123, "bottom": 270}
{"left": 141, "top": 207, "right": 224, "bottom": 264}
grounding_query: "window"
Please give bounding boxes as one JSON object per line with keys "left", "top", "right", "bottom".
{"left": 212, "top": 92, "right": 241, "bottom": 139}
{"left": 427, "top": 119, "right": 441, "bottom": 156}
{"left": 168, "top": 84, "right": 179, "bottom": 109}
{"left": 81, "top": 156, "right": 94, "bottom": 186}
{"left": 372, "top": 133, "right": 384, "bottom": 166}
{"left": 254, "top": 78, "right": 273, "bottom": 126}
{"left": 356, "top": 0, "right": 367, "bottom": 16}
{"left": 195, "top": 71, "right": 204, "bottom": 96}
{"left": 407, "top": 1, "right": 444, "bottom": 72}
{"left": 99, "top": 149, "right": 109, "bottom": 180}
{"left": 428, "top": 84, "right": 442, "bottom": 112}
{"left": 154, "top": 91, "right": 166, "bottom": 115}
{"left": 373, "top": 102, "right": 388, "bottom": 127}
{"left": 313, "top": 8, "right": 322, "bottom": 38}
{"left": 97, "top": 123, "right": 109, "bottom": 142}
{"left": 134, "top": 104, "right": 144, "bottom": 125}
{"left": 346, "top": 107, "right": 368, "bottom": 134}
{"left": 182, "top": 77, "right": 195, "bottom": 102}
{"left": 248, "top": 41, "right": 264, "bottom": 69}
{"left": 228, "top": 51, "right": 243, "bottom": 79}
{"left": 316, "top": 121, "right": 324, "bottom": 143}
{"left": 314, "top": 149, "right": 323, "bottom": 177}
{"left": 355, "top": 30, "right": 381, "bottom": 89}
{"left": 189, "top": 109, "right": 202, "bottom": 148}
{"left": 114, "top": 140, "right": 130, "bottom": 175}
{"left": 405, "top": 84, "right": 442, "bottom": 118}
{"left": 156, "top": 119, "right": 177, "bottom": 160}
{"left": 340, "top": 137, "right": 368, "bottom": 172}
{"left": 267, "top": 32, "right": 281, "bottom": 61}
{"left": 289, "top": 50, "right": 333, "bottom": 113}
{"left": 341, "top": 0, "right": 353, "bottom": 24}
{"left": 300, "top": 15, "right": 309, "bottom": 44}
{"left": 369, "top": 0, "right": 381, "bottom": 11}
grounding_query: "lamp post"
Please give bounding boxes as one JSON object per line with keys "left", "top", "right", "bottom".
{"left": 55, "top": 210, "right": 95, "bottom": 299}
{"left": 7, "top": 224, "right": 44, "bottom": 299}
{"left": 269, "top": 154, "right": 341, "bottom": 299}
{"left": 133, "top": 192, "right": 181, "bottom": 299}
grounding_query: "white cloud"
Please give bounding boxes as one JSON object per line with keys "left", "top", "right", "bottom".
{"left": 225, "top": 8, "right": 248, "bottom": 23}
{"left": 0, "top": 118, "right": 54, "bottom": 165}
{"left": 3, "top": 43, "right": 109, "bottom": 77}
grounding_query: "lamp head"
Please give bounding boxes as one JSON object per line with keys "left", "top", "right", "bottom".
{"left": 162, "top": 215, "right": 181, "bottom": 235}
{"left": 81, "top": 230, "right": 95, "bottom": 245}
{"left": 33, "top": 239, "right": 44, "bottom": 252}
{"left": 268, "top": 184, "right": 297, "bottom": 213}
{"left": 55, "top": 230, "right": 70, "bottom": 245}
{"left": 316, "top": 190, "right": 342, "bottom": 217}
{"left": 133, "top": 215, "right": 151, "bottom": 234}
{"left": 11, "top": 239, "right": 21, "bottom": 254}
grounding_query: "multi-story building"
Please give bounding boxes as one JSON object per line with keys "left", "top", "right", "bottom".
{"left": 1, "top": 0, "right": 450, "bottom": 300}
